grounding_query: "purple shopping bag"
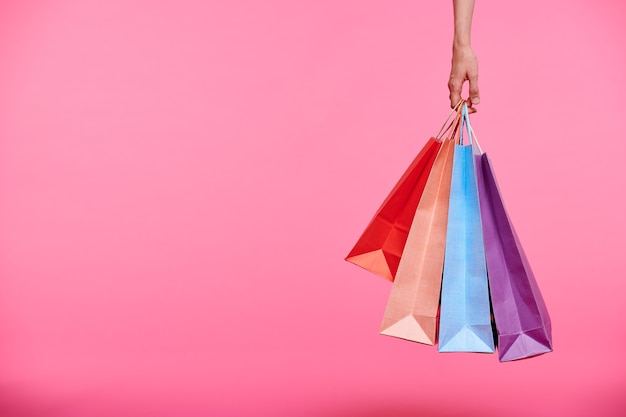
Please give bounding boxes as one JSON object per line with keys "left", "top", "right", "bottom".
{"left": 475, "top": 150, "right": 553, "bottom": 362}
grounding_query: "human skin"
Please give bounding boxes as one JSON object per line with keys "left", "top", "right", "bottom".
{"left": 449, "top": 0, "right": 480, "bottom": 113}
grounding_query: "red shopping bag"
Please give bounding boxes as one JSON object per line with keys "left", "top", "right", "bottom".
{"left": 345, "top": 108, "right": 461, "bottom": 281}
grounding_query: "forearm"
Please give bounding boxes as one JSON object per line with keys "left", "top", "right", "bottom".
{"left": 449, "top": 0, "right": 479, "bottom": 110}
{"left": 453, "top": 0, "right": 475, "bottom": 48}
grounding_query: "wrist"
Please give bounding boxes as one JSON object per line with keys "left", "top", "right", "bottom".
{"left": 453, "top": 37, "right": 471, "bottom": 49}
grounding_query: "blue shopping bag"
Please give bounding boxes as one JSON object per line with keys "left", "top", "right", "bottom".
{"left": 438, "top": 104, "right": 495, "bottom": 353}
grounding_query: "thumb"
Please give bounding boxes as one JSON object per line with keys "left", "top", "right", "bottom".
{"left": 468, "top": 72, "right": 480, "bottom": 106}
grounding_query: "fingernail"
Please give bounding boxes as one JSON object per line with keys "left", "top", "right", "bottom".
{"left": 473, "top": 98, "right": 480, "bottom": 105}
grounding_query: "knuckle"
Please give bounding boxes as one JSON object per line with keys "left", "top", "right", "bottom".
{"left": 448, "top": 79, "right": 461, "bottom": 89}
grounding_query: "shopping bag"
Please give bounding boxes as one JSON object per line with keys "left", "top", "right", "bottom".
{"left": 378, "top": 114, "right": 460, "bottom": 344}
{"left": 345, "top": 139, "right": 441, "bottom": 281}
{"left": 345, "top": 106, "right": 461, "bottom": 281}
{"left": 473, "top": 125, "right": 553, "bottom": 361}
{"left": 438, "top": 104, "right": 495, "bottom": 353}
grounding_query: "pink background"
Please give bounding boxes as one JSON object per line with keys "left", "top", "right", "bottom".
{"left": 1, "top": 0, "right": 625, "bottom": 416}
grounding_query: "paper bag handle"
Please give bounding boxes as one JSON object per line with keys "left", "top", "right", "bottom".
{"left": 459, "top": 102, "right": 484, "bottom": 153}
{"left": 460, "top": 103, "right": 474, "bottom": 146}
{"left": 436, "top": 99, "right": 464, "bottom": 139}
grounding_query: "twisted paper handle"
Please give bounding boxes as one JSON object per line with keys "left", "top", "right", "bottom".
{"left": 436, "top": 99, "right": 464, "bottom": 139}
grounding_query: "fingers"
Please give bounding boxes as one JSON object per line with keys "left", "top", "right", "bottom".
{"left": 449, "top": 72, "right": 480, "bottom": 113}
{"left": 448, "top": 76, "right": 463, "bottom": 110}
{"left": 449, "top": 78, "right": 479, "bottom": 113}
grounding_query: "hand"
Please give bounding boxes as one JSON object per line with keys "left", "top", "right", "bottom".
{"left": 448, "top": 44, "right": 480, "bottom": 113}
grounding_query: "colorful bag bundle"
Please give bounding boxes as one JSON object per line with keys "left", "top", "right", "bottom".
{"left": 346, "top": 102, "right": 552, "bottom": 362}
